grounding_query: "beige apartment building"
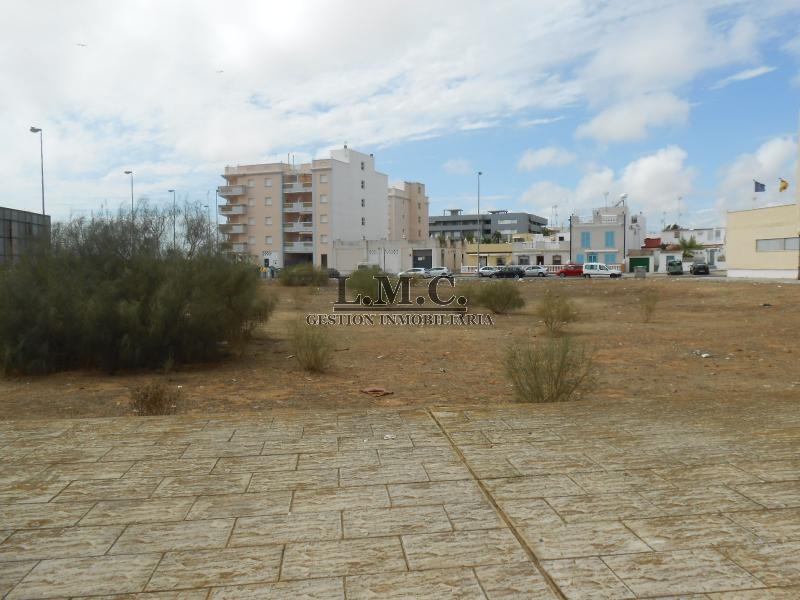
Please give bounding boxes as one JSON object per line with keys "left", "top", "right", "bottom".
{"left": 218, "top": 147, "right": 428, "bottom": 270}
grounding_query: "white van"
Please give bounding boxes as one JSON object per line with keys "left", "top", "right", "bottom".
{"left": 582, "top": 262, "right": 622, "bottom": 278}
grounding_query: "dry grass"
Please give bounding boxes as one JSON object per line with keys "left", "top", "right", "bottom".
{"left": 130, "top": 381, "right": 182, "bottom": 415}
{"left": 506, "top": 336, "right": 594, "bottom": 403}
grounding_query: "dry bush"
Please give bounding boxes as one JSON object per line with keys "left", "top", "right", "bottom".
{"left": 469, "top": 280, "right": 525, "bottom": 314}
{"left": 289, "top": 321, "right": 334, "bottom": 372}
{"left": 639, "top": 288, "right": 660, "bottom": 323}
{"left": 506, "top": 337, "right": 594, "bottom": 403}
{"left": 131, "top": 381, "right": 182, "bottom": 415}
{"left": 536, "top": 289, "right": 578, "bottom": 335}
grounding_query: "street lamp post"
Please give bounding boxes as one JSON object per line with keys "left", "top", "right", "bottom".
{"left": 214, "top": 190, "right": 219, "bottom": 250}
{"left": 124, "top": 170, "right": 134, "bottom": 249}
{"left": 476, "top": 171, "right": 482, "bottom": 273}
{"left": 168, "top": 189, "right": 176, "bottom": 248}
{"left": 29, "top": 127, "right": 45, "bottom": 215}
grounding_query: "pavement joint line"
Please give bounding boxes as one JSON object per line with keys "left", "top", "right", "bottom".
{"left": 426, "top": 407, "right": 568, "bottom": 600}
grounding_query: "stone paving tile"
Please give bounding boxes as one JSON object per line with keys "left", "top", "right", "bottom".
{"left": 421, "top": 460, "right": 472, "bottom": 481}
{"left": 544, "top": 492, "right": 661, "bottom": 523}
{"left": 247, "top": 468, "right": 338, "bottom": 492}
{"left": 401, "top": 528, "right": 527, "bottom": 570}
{"left": 6, "top": 553, "right": 162, "bottom": 599}
{"left": 337, "top": 435, "right": 415, "bottom": 452}
{"left": 343, "top": 505, "right": 452, "bottom": 538}
{"left": 281, "top": 537, "right": 407, "bottom": 579}
{"left": 568, "top": 469, "right": 673, "bottom": 494}
{"left": 637, "top": 485, "right": 763, "bottom": 516}
{"left": 41, "top": 461, "right": 134, "bottom": 481}
{"left": 602, "top": 549, "right": 765, "bottom": 597}
{"left": 124, "top": 458, "right": 218, "bottom": 478}
{"left": 443, "top": 430, "right": 492, "bottom": 446}
{"left": 732, "top": 459, "right": 800, "bottom": 482}
{"left": 180, "top": 442, "right": 264, "bottom": 459}
{"left": 211, "top": 454, "right": 298, "bottom": 474}
{"left": 23, "top": 445, "right": 112, "bottom": 463}
{"left": 296, "top": 450, "right": 379, "bottom": 470}
{"left": 624, "top": 514, "right": 763, "bottom": 551}
{"left": 480, "top": 429, "right": 563, "bottom": 444}
{"left": 387, "top": 480, "right": 485, "bottom": 506}
{"left": 653, "top": 465, "right": 763, "bottom": 486}
{"left": 260, "top": 438, "right": 338, "bottom": 455}
{"left": 379, "top": 446, "right": 460, "bottom": 464}
{"left": 508, "top": 454, "right": 602, "bottom": 477}
{"left": 520, "top": 520, "right": 652, "bottom": 559}
{"left": 482, "top": 475, "right": 585, "bottom": 500}
{"left": 732, "top": 481, "right": 800, "bottom": 508}
{"left": 229, "top": 511, "right": 342, "bottom": 546}
{"left": 102, "top": 446, "right": 188, "bottom": 463}
{"left": 442, "top": 501, "right": 506, "bottom": 531}
{"left": 52, "top": 477, "right": 162, "bottom": 503}
{"left": 725, "top": 508, "right": 800, "bottom": 541}
{"left": 720, "top": 541, "right": 800, "bottom": 586}
{"left": 79, "top": 497, "right": 195, "bottom": 526}
{"left": 0, "top": 463, "right": 48, "bottom": 486}
{"left": 474, "top": 562, "right": 560, "bottom": 600}
{"left": 494, "top": 498, "right": 564, "bottom": 527}
{"left": 539, "top": 556, "right": 635, "bottom": 600}
{"left": 109, "top": 519, "right": 234, "bottom": 554}
{"left": 209, "top": 577, "right": 345, "bottom": 600}
{"left": 0, "top": 561, "right": 37, "bottom": 598}
{"left": 0, "top": 479, "right": 70, "bottom": 503}
{"left": 0, "top": 501, "right": 92, "bottom": 529}
{"left": 146, "top": 545, "right": 283, "bottom": 591}
{"left": 92, "top": 591, "right": 210, "bottom": 599}
{"left": 339, "top": 462, "right": 429, "bottom": 487}
{"left": 291, "top": 485, "right": 390, "bottom": 512}
{"left": 185, "top": 491, "right": 292, "bottom": 519}
{"left": 345, "top": 567, "right": 485, "bottom": 599}
{"left": 152, "top": 474, "right": 251, "bottom": 497}
{"left": 0, "top": 525, "right": 123, "bottom": 561}
{"left": 706, "top": 586, "right": 800, "bottom": 599}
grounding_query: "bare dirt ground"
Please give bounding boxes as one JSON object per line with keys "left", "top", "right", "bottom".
{"left": 1, "top": 276, "right": 798, "bottom": 420}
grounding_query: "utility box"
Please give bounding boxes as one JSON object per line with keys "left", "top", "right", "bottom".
{"left": 634, "top": 266, "right": 646, "bottom": 278}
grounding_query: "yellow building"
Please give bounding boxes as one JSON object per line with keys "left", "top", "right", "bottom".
{"left": 726, "top": 203, "right": 799, "bottom": 279}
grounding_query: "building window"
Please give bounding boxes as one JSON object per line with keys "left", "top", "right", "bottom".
{"left": 265, "top": 217, "right": 272, "bottom": 226}
{"left": 576, "top": 253, "right": 585, "bottom": 264}
{"left": 604, "top": 231, "right": 615, "bottom": 248}
{"left": 265, "top": 236, "right": 272, "bottom": 245}
{"left": 361, "top": 180, "right": 365, "bottom": 189}
{"left": 518, "top": 255, "right": 530, "bottom": 265}
{"left": 265, "top": 197, "right": 272, "bottom": 206}
{"left": 360, "top": 161, "right": 365, "bottom": 170}
{"left": 321, "top": 234, "right": 328, "bottom": 243}
{"left": 417, "top": 216, "right": 421, "bottom": 223}
{"left": 320, "top": 174, "right": 328, "bottom": 184}
{"left": 247, "top": 179, "right": 254, "bottom": 188}
{"left": 247, "top": 198, "right": 255, "bottom": 206}
{"left": 361, "top": 217, "right": 366, "bottom": 226}
{"left": 715, "top": 229, "right": 721, "bottom": 240}
{"left": 320, "top": 194, "right": 328, "bottom": 203}
{"left": 756, "top": 237, "right": 799, "bottom": 252}
{"left": 248, "top": 217, "right": 255, "bottom": 226}
{"left": 248, "top": 236, "right": 255, "bottom": 245}
{"left": 587, "top": 253, "right": 598, "bottom": 262}
{"left": 604, "top": 252, "right": 617, "bottom": 264}
{"left": 320, "top": 214, "right": 328, "bottom": 224}
{"left": 361, "top": 198, "right": 365, "bottom": 207}
{"left": 265, "top": 178, "right": 272, "bottom": 187}
{"left": 580, "top": 231, "right": 591, "bottom": 249}
{"left": 552, "top": 255, "right": 562, "bottom": 265}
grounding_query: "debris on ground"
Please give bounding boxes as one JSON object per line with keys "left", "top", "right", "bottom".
{"left": 360, "top": 387, "right": 394, "bottom": 397}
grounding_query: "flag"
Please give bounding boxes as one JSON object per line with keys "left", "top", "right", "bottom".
{"left": 779, "top": 178, "right": 789, "bottom": 192}
{"left": 754, "top": 180, "right": 766, "bottom": 192}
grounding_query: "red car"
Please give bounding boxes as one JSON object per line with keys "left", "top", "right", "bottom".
{"left": 557, "top": 263, "right": 583, "bottom": 277}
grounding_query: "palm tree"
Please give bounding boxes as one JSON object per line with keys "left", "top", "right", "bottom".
{"left": 678, "top": 235, "right": 702, "bottom": 259}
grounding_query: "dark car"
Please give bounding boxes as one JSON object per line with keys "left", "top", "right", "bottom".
{"left": 490, "top": 266, "right": 525, "bottom": 279}
{"left": 556, "top": 263, "right": 583, "bottom": 277}
{"left": 667, "top": 260, "right": 684, "bottom": 275}
{"left": 690, "top": 261, "right": 709, "bottom": 275}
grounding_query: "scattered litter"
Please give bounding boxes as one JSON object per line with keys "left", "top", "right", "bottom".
{"left": 761, "top": 303, "right": 772, "bottom": 307}
{"left": 376, "top": 355, "right": 384, "bottom": 359}
{"left": 383, "top": 434, "right": 396, "bottom": 440}
{"left": 360, "top": 387, "right": 394, "bottom": 397}
{"left": 286, "top": 355, "right": 295, "bottom": 359}
{"left": 177, "top": 385, "right": 183, "bottom": 389}
{"left": 701, "top": 353, "right": 711, "bottom": 358}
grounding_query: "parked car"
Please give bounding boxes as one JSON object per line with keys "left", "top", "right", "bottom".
{"left": 491, "top": 266, "right": 525, "bottom": 279}
{"left": 557, "top": 263, "right": 583, "bottom": 277}
{"left": 327, "top": 268, "right": 340, "bottom": 278}
{"left": 667, "top": 260, "right": 684, "bottom": 275}
{"left": 523, "top": 265, "right": 548, "bottom": 277}
{"left": 477, "top": 266, "right": 498, "bottom": 277}
{"left": 428, "top": 266, "right": 452, "bottom": 277}
{"left": 581, "top": 262, "right": 622, "bottom": 278}
{"left": 398, "top": 267, "right": 431, "bottom": 278}
{"left": 690, "top": 261, "right": 709, "bottom": 275}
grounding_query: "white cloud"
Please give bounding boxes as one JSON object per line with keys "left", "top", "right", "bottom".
{"left": 517, "top": 147, "right": 576, "bottom": 171}
{"left": 716, "top": 136, "right": 797, "bottom": 213}
{"left": 576, "top": 93, "right": 690, "bottom": 143}
{"left": 442, "top": 158, "right": 472, "bottom": 175}
{"left": 711, "top": 66, "right": 776, "bottom": 89}
{"left": 518, "top": 116, "right": 565, "bottom": 127}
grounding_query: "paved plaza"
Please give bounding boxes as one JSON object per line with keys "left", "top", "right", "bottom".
{"left": 1, "top": 396, "right": 799, "bottom": 599}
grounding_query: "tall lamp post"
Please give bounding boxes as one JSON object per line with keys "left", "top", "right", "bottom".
{"left": 214, "top": 190, "right": 219, "bottom": 250}
{"left": 476, "top": 171, "right": 482, "bottom": 273}
{"left": 124, "top": 170, "right": 134, "bottom": 249}
{"left": 29, "top": 127, "right": 45, "bottom": 215}
{"left": 168, "top": 189, "right": 176, "bottom": 248}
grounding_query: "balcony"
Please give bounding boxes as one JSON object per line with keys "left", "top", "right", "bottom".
{"left": 221, "top": 242, "right": 249, "bottom": 253}
{"left": 219, "top": 223, "right": 246, "bottom": 235}
{"left": 283, "top": 221, "right": 313, "bottom": 232}
{"left": 219, "top": 204, "right": 247, "bottom": 216}
{"left": 283, "top": 201, "right": 313, "bottom": 213}
{"left": 218, "top": 185, "right": 246, "bottom": 197}
{"left": 284, "top": 241, "right": 315, "bottom": 252}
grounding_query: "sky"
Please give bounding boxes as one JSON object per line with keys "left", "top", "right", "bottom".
{"left": 3, "top": 0, "right": 799, "bottom": 233}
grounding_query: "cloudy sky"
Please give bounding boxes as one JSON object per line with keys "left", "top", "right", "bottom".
{"left": 3, "top": 0, "right": 799, "bottom": 231}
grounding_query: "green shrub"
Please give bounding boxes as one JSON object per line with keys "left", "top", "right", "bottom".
{"left": 470, "top": 280, "right": 525, "bottom": 314}
{"left": 506, "top": 337, "right": 594, "bottom": 403}
{"left": 344, "top": 267, "right": 383, "bottom": 303}
{"left": 289, "top": 321, "right": 333, "bottom": 372}
{"left": 131, "top": 381, "right": 182, "bottom": 415}
{"left": 278, "top": 263, "right": 329, "bottom": 287}
{"left": 536, "top": 289, "right": 578, "bottom": 335}
{"left": 0, "top": 207, "right": 274, "bottom": 374}
{"left": 639, "top": 288, "right": 659, "bottom": 323}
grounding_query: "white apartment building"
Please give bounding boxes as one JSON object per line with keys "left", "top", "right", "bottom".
{"left": 218, "top": 147, "right": 389, "bottom": 269}
{"left": 569, "top": 205, "right": 647, "bottom": 270}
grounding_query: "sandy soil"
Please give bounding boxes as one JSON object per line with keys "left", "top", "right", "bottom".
{"left": 1, "top": 276, "right": 798, "bottom": 420}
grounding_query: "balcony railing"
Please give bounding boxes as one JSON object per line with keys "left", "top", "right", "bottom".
{"left": 219, "top": 204, "right": 247, "bottom": 215}
{"left": 221, "top": 242, "right": 249, "bottom": 253}
{"left": 218, "top": 185, "right": 246, "bottom": 197}
{"left": 283, "top": 221, "right": 313, "bottom": 231}
{"left": 284, "top": 241, "right": 314, "bottom": 251}
{"left": 219, "top": 223, "right": 246, "bottom": 235}
{"left": 283, "top": 201, "right": 313, "bottom": 212}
